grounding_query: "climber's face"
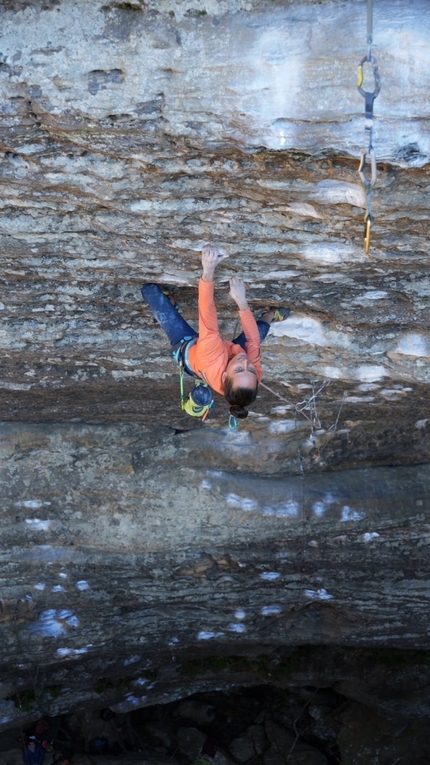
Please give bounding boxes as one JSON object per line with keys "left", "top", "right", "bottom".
{"left": 222, "top": 353, "right": 258, "bottom": 391}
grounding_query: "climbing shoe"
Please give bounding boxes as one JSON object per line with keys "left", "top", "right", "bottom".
{"left": 258, "top": 307, "right": 290, "bottom": 322}
{"left": 270, "top": 306, "right": 290, "bottom": 322}
{"left": 162, "top": 287, "right": 178, "bottom": 309}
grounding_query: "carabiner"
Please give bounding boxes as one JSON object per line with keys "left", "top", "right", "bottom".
{"left": 357, "top": 55, "right": 381, "bottom": 99}
{"left": 358, "top": 147, "right": 377, "bottom": 188}
{"left": 364, "top": 214, "right": 373, "bottom": 254}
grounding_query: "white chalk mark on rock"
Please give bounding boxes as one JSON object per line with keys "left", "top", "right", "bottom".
{"left": 304, "top": 588, "right": 334, "bottom": 600}
{"left": 228, "top": 623, "right": 246, "bottom": 633}
{"left": 363, "top": 532, "right": 380, "bottom": 542}
{"left": 312, "top": 502, "right": 326, "bottom": 517}
{"left": 25, "top": 518, "right": 51, "bottom": 530}
{"left": 340, "top": 506, "right": 366, "bottom": 522}
{"left": 76, "top": 580, "right": 90, "bottom": 591}
{"left": 261, "top": 605, "right": 282, "bottom": 616}
{"left": 197, "top": 631, "right": 224, "bottom": 640}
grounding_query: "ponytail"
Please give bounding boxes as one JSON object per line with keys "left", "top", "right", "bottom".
{"left": 229, "top": 404, "right": 249, "bottom": 420}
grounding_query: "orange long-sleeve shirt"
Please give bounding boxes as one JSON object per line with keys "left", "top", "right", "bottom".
{"left": 187, "top": 279, "right": 263, "bottom": 395}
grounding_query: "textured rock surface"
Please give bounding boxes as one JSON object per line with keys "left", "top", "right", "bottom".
{"left": 0, "top": 0, "right": 429, "bottom": 441}
{"left": 0, "top": 0, "right": 429, "bottom": 741}
{"left": 1, "top": 421, "right": 430, "bottom": 732}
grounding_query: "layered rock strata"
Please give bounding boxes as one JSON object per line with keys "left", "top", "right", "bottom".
{"left": 0, "top": 0, "right": 429, "bottom": 734}
{"left": 1, "top": 421, "right": 430, "bottom": 729}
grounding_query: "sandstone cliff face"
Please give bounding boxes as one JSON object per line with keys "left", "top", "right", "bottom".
{"left": 0, "top": 0, "right": 429, "bottom": 734}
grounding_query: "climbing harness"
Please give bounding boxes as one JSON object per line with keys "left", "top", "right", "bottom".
{"left": 178, "top": 363, "right": 214, "bottom": 420}
{"left": 357, "top": 0, "right": 381, "bottom": 253}
{"left": 173, "top": 336, "right": 214, "bottom": 420}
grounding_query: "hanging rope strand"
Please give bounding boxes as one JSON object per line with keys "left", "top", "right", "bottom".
{"left": 367, "top": 0, "right": 373, "bottom": 57}
{"left": 357, "top": 0, "right": 380, "bottom": 254}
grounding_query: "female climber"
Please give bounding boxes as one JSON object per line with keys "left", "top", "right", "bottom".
{"left": 141, "top": 244, "right": 289, "bottom": 420}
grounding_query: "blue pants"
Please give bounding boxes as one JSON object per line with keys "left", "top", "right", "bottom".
{"left": 141, "top": 282, "right": 271, "bottom": 351}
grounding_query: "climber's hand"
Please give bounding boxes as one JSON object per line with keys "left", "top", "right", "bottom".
{"left": 229, "top": 276, "right": 248, "bottom": 311}
{"left": 201, "top": 244, "right": 228, "bottom": 281}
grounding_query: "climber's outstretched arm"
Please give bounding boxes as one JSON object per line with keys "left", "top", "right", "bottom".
{"left": 229, "top": 276, "right": 249, "bottom": 312}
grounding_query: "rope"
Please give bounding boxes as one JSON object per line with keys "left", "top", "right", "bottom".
{"left": 178, "top": 363, "right": 185, "bottom": 408}
{"left": 366, "top": 0, "right": 373, "bottom": 56}
{"left": 357, "top": 0, "right": 381, "bottom": 254}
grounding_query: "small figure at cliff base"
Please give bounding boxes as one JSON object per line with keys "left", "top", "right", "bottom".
{"left": 23, "top": 738, "right": 45, "bottom": 765}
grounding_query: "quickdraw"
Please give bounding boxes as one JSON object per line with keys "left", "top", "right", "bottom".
{"left": 357, "top": 0, "right": 381, "bottom": 254}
